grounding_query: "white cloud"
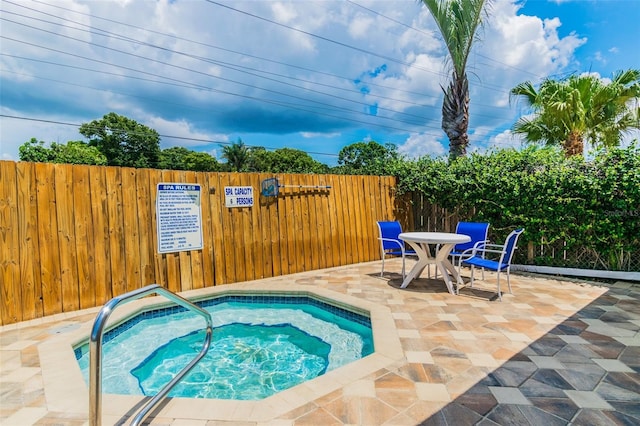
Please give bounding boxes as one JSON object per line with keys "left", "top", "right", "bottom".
{"left": 146, "top": 116, "right": 229, "bottom": 150}
{"left": 485, "top": 129, "right": 525, "bottom": 152}
{"left": 348, "top": 14, "right": 375, "bottom": 39}
{"left": 1, "top": 0, "right": 626, "bottom": 163}
{"left": 398, "top": 133, "right": 447, "bottom": 159}
{"left": 301, "top": 131, "right": 340, "bottom": 138}
{"left": 0, "top": 108, "right": 83, "bottom": 161}
{"left": 271, "top": 2, "right": 298, "bottom": 24}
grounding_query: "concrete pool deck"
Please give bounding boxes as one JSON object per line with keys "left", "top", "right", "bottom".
{"left": 1, "top": 260, "right": 639, "bottom": 425}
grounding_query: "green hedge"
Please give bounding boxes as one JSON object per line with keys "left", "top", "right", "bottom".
{"left": 392, "top": 145, "right": 640, "bottom": 271}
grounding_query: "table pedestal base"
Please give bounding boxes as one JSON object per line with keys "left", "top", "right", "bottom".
{"left": 399, "top": 242, "right": 463, "bottom": 295}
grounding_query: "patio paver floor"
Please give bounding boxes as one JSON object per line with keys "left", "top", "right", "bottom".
{"left": 1, "top": 260, "right": 638, "bottom": 425}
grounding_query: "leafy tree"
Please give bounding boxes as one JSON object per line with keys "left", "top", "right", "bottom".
{"left": 420, "top": 0, "right": 492, "bottom": 160}
{"left": 19, "top": 138, "right": 52, "bottom": 162}
{"left": 159, "top": 147, "right": 219, "bottom": 171}
{"left": 246, "top": 147, "right": 272, "bottom": 172}
{"left": 270, "top": 148, "right": 329, "bottom": 173}
{"left": 336, "top": 141, "right": 400, "bottom": 175}
{"left": 53, "top": 140, "right": 108, "bottom": 165}
{"left": 221, "top": 138, "right": 249, "bottom": 171}
{"left": 510, "top": 69, "right": 640, "bottom": 157}
{"left": 247, "top": 147, "right": 328, "bottom": 173}
{"left": 79, "top": 112, "right": 161, "bottom": 168}
{"left": 18, "top": 138, "right": 107, "bottom": 165}
{"left": 182, "top": 151, "right": 220, "bottom": 172}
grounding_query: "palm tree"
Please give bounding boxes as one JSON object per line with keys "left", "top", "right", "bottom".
{"left": 221, "top": 138, "right": 249, "bottom": 171}
{"left": 420, "top": 0, "right": 492, "bottom": 160}
{"left": 510, "top": 69, "right": 640, "bottom": 157}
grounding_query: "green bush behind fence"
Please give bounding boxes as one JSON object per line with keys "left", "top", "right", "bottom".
{"left": 394, "top": 145, "right": 640, "bottom": 272}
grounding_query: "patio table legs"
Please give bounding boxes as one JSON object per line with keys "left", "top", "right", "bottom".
{"left": 400, "top": 241, "right": 462, "bottom": 295}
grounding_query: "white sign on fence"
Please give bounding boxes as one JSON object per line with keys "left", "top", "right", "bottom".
{"left": 156, "top": 183, "right": 203, "bottom": 253}
{"left": 225, "top": 186, "right": 254, "bottom": 208}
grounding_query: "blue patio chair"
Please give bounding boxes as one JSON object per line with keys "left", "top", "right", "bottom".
{"left": 450, "top": 221, "right": 490, "bottom": 268}
{"left": 435, "top": 221, "right": 490, "bottom": 278}
{"left": 461, "top": 228, "right": 524, "bottom": 301}
{"left": 376, "top": 221, "right": 417, "bottom": 279}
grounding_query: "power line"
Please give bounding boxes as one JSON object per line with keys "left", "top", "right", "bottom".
{"left": 0, "top": 1, "right": 522, "bottom": 155}
{"left": 0, "top": 6, "right": 445, "bottom": 120}
{"left": 0, "top": 114, "right": 342, "bottom": 158}
{"left": 20, "top": 0, "right": 440, "bottom": 99}
{"left": 4, "top": 0, "right": 516, "bottom": 121}
{"left": 346, "top": 0, "right": 544, "bottom": 82}
{"left": 1, "top": 10, "right": 513, "bottom": 124}
{"left": 1, "top": 15, "right": 447, "bottom": 128}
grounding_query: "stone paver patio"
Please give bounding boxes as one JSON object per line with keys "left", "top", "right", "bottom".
{"left": 1, "top": 259, "right": 639, "bottom": 425}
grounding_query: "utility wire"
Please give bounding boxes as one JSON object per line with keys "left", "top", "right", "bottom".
{"left": 1, "top": 16, "right": 450, "bottom": 129}
{"left": 1, "top": 8, "right": 513, "bottom": 123}
{"left": 5, "top": 0, "right": 515, "bottom": 119}
{"left": 346, "top": 0, "right": 543, "bottom": 81}
{"left": 1, "top": 1, "right": 521, "bottom": 153}
{"left": 0, "top": 114, "right": 341, "bottom": 157}
{"left": 22, "top": 0, "right": 439, "bottom": 99}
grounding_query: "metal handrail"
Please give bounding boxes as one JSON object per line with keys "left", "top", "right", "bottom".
{"left": 89, "top": 284, "right": 213, "bottom": 426}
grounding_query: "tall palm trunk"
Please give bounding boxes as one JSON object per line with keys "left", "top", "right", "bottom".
{"left": 420, "top": 0, "right": 490, "bottom": 160}
{"left": 564, "top": 131, "right": 584, "bottom": 157}
{"left": 442, "top": 72, "right": 470, "bottom": 159}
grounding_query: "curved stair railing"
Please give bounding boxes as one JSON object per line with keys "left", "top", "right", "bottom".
{"left": 89, "top": 284, "right": 213, "bottom": 426}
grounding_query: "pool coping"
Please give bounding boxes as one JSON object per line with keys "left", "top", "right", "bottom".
{"left": 37, "top": 280, "right": 404, "bottom": 423}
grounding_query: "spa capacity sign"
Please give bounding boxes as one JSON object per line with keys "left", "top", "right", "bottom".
{"left": 224, "top": 186, "right": 254, "bottom": 207}
{"left": 156, "top": 183, "right": 203, "bottom": 253}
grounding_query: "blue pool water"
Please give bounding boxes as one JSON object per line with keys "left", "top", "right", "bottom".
{"left": 75, "top": 295, "right": 373, "bottom": 400}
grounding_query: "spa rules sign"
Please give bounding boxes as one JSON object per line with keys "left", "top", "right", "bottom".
{"left": 156, "top": 183, "right": 203, "bottom": 253}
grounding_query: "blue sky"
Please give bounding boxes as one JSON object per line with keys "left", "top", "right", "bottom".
{"left": 1, "top": 0, "right": 639, "bottom": 166}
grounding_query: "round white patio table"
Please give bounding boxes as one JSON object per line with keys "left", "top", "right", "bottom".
{"left": 398, "top": 232, "right": 471, "bottom": 295}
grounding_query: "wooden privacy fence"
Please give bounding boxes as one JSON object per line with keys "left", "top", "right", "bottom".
{"left": 0, "top": 161, "right": 407, "bottom": 326}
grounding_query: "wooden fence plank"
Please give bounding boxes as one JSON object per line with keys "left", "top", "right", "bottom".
{"left": 284, "top": 177, "right": 299, "bottom": 273}
{"left": 293, "top": 175, "right": 311, "bottom": 271}
{"left": 105, "top": 167, "right": 126, "bottom": 297}
{"left": 318, "top": 175, "right": 332, "bottom": 268}
{"left": 250, "top": 173, "right": 266, "bottom": 280}
{"left": 161, "top": 170, "right": 182, "bottom": 293}
{"left": 255, "top": 173, "right": 270, "bottom": 279}
{"left": 327, "top": 174, "right": 343, "bottom": 267}
{"left": 186, "top": 171, "right": 204, "bottom": 290}
{"left": 239, "top": 172, "right": 255, "bottom": 282}
{"left": 136, "top": 168, "right": 155, "bottom": 286}
{"left": 16, "top": 162, "right": 43, "bottom": 321}
{"left": 121, "top": 167, "right": 142, "bottom": 293}
{"left": 176, "top": 171, "right": 194, "bottom": 291}
{"left": 55, "top": 165, "right": 79, "bottom": 312}
{"left": 361, "top": 175, "right": 376, "bottom": 261}
{"left": 89, "top": 166, "right": 112, "bottom": 305}
{"left": 225, "top": 173, "right": 242, "bottom": 283}
{"left": 198, "top": 172, "right": 215, "bottom": 287}
{"left": 210, "top": 173, "right": 225, "bottom": 286}
{"left": 262, "top": 174, "right": 281, "bottom": 278}
{"left": 275, "top": 177, "right": 290, "bottom": 276}
{"left": 151, "top": 173, "right": 165, "bottom": 288}
{"left": 35, "top": 163, "right": 62, "bottom": 316}
{"left": 0, "top": 161, "right": 21, "bottom": 324}
{"left": 337, "top": 175, "right": 353, "bottom": 266}
{"left": 352, "top": 176, "right": 366, "bottom": 263}
{"left": 308, "top": 175, "right": 322, "bottom": 270}
{"left": 72, "top": 165, "right": 96, "bottom": 310}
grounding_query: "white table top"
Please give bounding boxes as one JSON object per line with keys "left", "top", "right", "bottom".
{"left": 399, "top": 232, "right": 471, "bottom": 244}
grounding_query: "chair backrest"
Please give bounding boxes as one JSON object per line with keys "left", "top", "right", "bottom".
{"left": 377, "top": 221, "right": 403, "bottom": 250}
{"left": 454, "top": 221, "right": 490, "bottom": 251}
{"left": 499, "top": 228, "right": 525, "bottom": 267}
